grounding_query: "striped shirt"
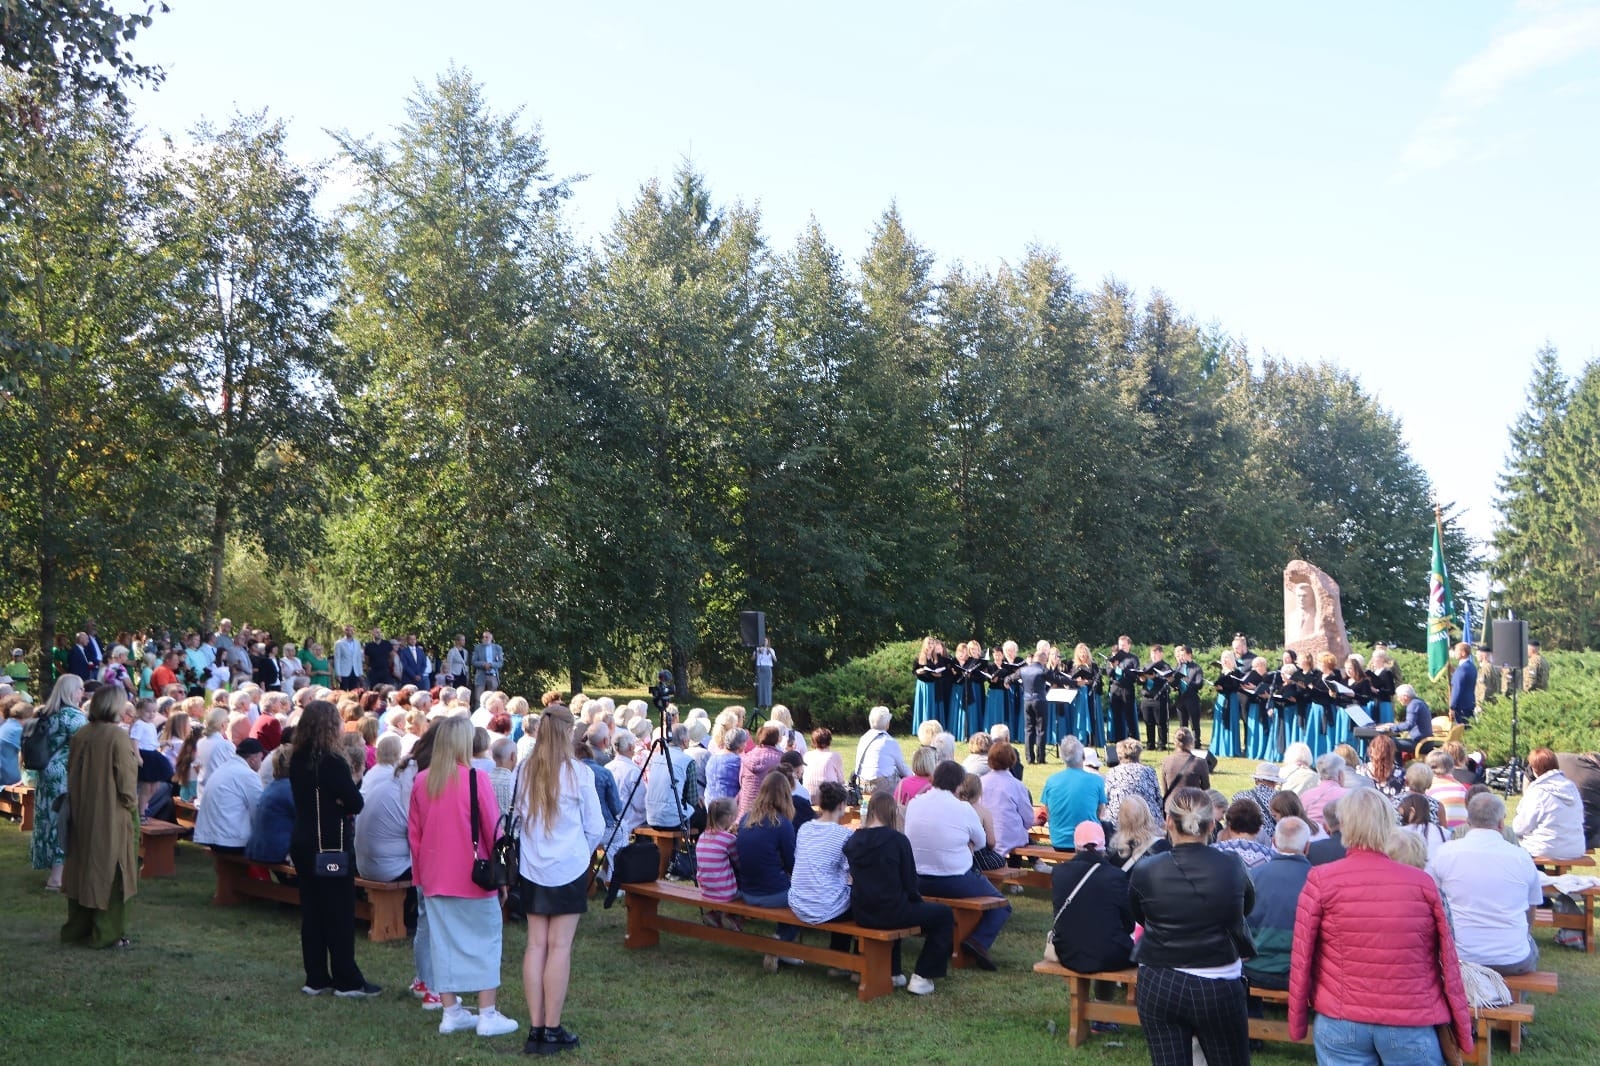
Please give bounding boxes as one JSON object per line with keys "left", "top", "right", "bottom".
{"left": 788, "top": 820, "right": 853, "bottom": 924}
{"left": 695, "top": 828, "right": 740, "bottom": 902}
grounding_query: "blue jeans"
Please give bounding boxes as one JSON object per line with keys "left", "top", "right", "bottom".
{"left": 916, "top": 871, "right": 1010, "bottom": 950}
{"left": 1313, "top": 1014, "right": 1444, "bottom": 1066}
{"left": 741, "top": 887, "right": 798, "bottom": 942}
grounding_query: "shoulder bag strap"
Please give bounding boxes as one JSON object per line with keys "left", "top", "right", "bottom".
{"left": 1046, "top": 862, "right": 1101, "bottom": 939}
{"left": 468, "top": 767, "right": 481, "bottom": 858}
{"left": 853, "top": 731, "right": 886, "bottom": 779}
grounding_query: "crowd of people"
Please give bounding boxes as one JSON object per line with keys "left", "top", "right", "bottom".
{"left": 3, "top": 618, "right": 1597, "bottom": 1066}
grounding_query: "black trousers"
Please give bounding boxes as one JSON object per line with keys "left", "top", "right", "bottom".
{"left": 291, "top": 854, "right": 365, "bottom": 992}
{"left": 1024, "top": 699, "right": 1048, "bottom": 764}
{"left": 1110, "top": 688, "right": 1137, "bottom": 743}
{"left": 859, "top": 900, "right": 953, "bottom": 981}
{"left": 339, "top": 674, "right": 361, "bottom": 691}
{"left": 1140, "top": 698, "right": 1169, "bottom": 750}
{"left": 1136, "top": 965, "right": 1250, "bottom": 1066}
{"left": 1177, "top": 696, "right": 1203, "bottom": 737}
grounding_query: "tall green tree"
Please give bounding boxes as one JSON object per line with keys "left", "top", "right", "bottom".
{"left": 328, "top": 68, "right": 582, "bottom": 685}
{"left": 1, "top": 1, "right": 167, "bottom": 105}
{"left": 1493, "top": 346, "right": 1574, "bottom": 639}
{"left": 148, "top": 110, "right": 341, "bottom": 631}
{"left": 0, "top": 77, "right": 202, "bottom": 661}
{"left": 587, "top": 168, "right": 766, "bottom": 696}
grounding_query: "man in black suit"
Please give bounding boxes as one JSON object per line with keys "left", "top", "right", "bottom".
{"left": 1017, "top": 648, "right": 1050, "bottom": 766}
{"left": 68, "top": 632, "right": 95, "bottom": 681}
{"left": 1307, "top": 798, "right": 1346, "bottom": 866}
{"left": 1107, "top": 635, "right": 1139, "bottom": 744}
{"left": 364, "top": 627, "right": 395, "bottom": 687}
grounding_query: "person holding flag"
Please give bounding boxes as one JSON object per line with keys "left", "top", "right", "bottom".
{"left": 1428, "top": 508, "right": 1455, "bottom": 682}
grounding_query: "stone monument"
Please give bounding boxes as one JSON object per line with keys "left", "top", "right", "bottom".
{"left": 1283, "top": 560, "right": 1351, "bottom": 663}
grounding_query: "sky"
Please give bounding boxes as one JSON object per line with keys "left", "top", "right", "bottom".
{"left": 124, "top": 1, "right": 1600, "bottom": 575}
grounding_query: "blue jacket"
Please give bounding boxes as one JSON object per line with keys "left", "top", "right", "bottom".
{"left": 246, "top": 777, "right": 296, "bottom": 864}
{"left": 1398, "top": 696, "right": 1431, "bottom": 741}
{"left": 1449, "top": 659, "right": 1477, "bottom": 716}
{"left": 583, "top": 757, "right": 622, "bottom": 826}
{"left": 735, "top": 818, "right": 795, "bottom": 897}
{"left": 1244, "top": 852, "right": 1311, "bottom": 977}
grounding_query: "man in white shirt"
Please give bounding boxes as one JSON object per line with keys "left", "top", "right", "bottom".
{"left": 333, "top": 625, "right": 364, "bottom": 691}
{"left": 194, "top": 739, "right": 266, "bottom": 852}
{"left": 855, "top": 706, "right": 911, "bottom": 795}
{"left": 1427, "top": 791, "right": 1543, "bottom": 975}
{"left": 903, "top": 760, "right": 1011, "bottom": 969}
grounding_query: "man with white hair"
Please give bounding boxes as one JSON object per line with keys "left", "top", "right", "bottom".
{"left": 1427, "top": 791, "right": 1543, "bottom": 976}
{"left": 1380, "top": 684, "right": 1431, "bottom": 753}
{"left": 1243, "top": 816, "right": 1312, "bottom": 991}
{"left": 855, "top": 706, "right": 911, "bottom": 796}
{"left": 1040, "top": 737, "right": 1107, "bottom": 851}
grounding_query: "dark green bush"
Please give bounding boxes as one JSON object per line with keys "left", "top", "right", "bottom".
{"left": 775, "top": 640, "right": 918, "bottom": 732}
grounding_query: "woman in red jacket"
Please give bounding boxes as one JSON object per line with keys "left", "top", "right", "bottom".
{"left": 1288, "top": 787, "right": 1473, "bottom": 1064}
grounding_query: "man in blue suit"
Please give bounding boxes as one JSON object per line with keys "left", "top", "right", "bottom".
{"left": 1448, "top": 642, "right": 1477, "bottom": 726}
{"left": 68, "top": 632, "right": 95, "bottom": 681}
{"left": 396, "top": 633, "right": 428, "bottom": 689}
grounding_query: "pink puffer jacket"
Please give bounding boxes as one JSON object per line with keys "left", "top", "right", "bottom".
{"left": 1287, "top": 847, "right": 1472, "bottom": 1051}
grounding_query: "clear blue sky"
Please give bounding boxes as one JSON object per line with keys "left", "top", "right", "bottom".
{"left": 127, "top": 1, "right": 1600, "bottom": 572}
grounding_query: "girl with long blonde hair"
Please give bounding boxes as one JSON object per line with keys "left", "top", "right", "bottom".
{"left": 515, "top": 704, "right": 604, "bottom": 1055}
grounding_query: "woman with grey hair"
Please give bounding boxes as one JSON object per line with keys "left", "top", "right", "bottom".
{"left": 1299, "top": 753, "right": 1348, "bottom": 831}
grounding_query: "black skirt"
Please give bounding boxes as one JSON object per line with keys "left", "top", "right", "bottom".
{"left": 519, "top": 871, "right": 589, "bottom": 916}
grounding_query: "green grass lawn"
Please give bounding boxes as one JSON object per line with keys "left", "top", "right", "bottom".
{"left": 4, "top": 726, "right": 1597, "bottom": 1066}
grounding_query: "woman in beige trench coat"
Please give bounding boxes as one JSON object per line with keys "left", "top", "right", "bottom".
{"left": 61, "top": 685, "right": 140, "bottom": 948}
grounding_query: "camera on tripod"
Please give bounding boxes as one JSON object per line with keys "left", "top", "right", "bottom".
{"left": 649, "top": 668, "right": 676, "bottom": 719}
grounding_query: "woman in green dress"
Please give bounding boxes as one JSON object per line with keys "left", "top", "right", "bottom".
{"left": 32, "top": 674, "right": 88, "bottom": 889}
{"left": 302, "top": 641, "right": 332, "bottom": 689}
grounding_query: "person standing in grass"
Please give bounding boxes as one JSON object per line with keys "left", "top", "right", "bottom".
{"left": 31, "top": 674, "right": 87, "bottom": 890}
{"left": 407, "top": 715, "right": 518, "bottom": 1038}
{"left": 60, "top": 685, "right": 140, "bottom": 948}
{"left": 516, "top": 703, "right": 604, "bottom": 1056}
{"left": 289, "top": 700, "right": 380, "bottom": 998}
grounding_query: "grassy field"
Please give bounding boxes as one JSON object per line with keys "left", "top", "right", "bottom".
{"left": 4, "top": 726, "right": 1597, "bottom": 1066}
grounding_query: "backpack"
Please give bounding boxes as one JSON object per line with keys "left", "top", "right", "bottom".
{"left": 21, "top": 708, "right": 54, "bottom": 772}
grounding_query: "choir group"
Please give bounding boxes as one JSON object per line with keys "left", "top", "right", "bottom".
{"left": 910, "top": 634, "right": 1404, "bottom": 764}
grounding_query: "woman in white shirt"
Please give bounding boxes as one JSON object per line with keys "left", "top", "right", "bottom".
{"left": 516, "top": 704, "right": 604, "bottom": 1056}
{"left": 278, "top": 644, "right": 306, "bottom": 695}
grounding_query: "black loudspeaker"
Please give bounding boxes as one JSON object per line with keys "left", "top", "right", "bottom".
{"left": 1490, "top": 620, "right": 1528, "bottom": 670}
{"left": 739, "top": 611, "right": 765, "bottom": 648}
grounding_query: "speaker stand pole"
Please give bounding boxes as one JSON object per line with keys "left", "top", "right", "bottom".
{"left": 1507, "top": 687, "right": 1523, "bottom": 795}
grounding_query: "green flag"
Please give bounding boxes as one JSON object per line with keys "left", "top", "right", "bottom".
{"left": 1428, "top": 514, "right": 1454, "bottom": 680}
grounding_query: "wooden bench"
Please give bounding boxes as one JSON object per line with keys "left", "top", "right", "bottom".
{"left": 1036, "top": 962, "right": 1533, "bottom": 1064}
{"left": 923, "top": 893, "right": 1010, "bottom": 968}
{"left": 137, "top": 819, "right": 187, "bottom": 879}
{"left": 174, "top": 798, "right": 197, "bottom": 830}
{"left": 209, "top": 850, "right": 411, "bottom": 943}
{"left": 1251, "top": 984, "right": 1536, "bottom": 1062}
{"left": 623, "top": 878, "right": 919, "bottom": 1002}
{"left": 1537, "top": 883, "right": 1598, "bottom": 953}
{"left": 1, "top": 783, "right": 35, "bottom": 831}
{"left": 1532, "top": 854, "right": 1596, "bottom": 877}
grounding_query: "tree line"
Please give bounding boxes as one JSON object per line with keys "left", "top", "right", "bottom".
{"left": 0, "top": 67, "right": 1477, "bottom": 695}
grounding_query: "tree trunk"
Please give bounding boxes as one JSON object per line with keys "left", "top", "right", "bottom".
{"left": 671, "top": 645, "right": 690, "bottom": 705}
{"left": 202, "top": 497, "right": 230, "bottom": 632}
{"left": 567, "top": 641, "right": 584, "bottom": 696}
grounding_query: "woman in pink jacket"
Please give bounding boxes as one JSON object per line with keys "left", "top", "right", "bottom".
{"left": 736, "top": 724, "right": 784, "bottom": 818}
{"left": 1288, "top": 787, "right": 1473, "bottom": 1064}
{"left": 408, "top": 715, "right": 518, "bottom": 1039}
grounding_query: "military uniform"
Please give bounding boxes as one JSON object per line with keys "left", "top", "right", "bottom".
{"left": 1475, "top": 661, "right": 1502, "bottom": 706}
{"left": 1523, "top": 652, "right": 1550, "bottom": 692}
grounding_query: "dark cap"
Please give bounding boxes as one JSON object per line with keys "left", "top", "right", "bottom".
{"left": 235, "top": 738, "right": 265, "bottom": 758}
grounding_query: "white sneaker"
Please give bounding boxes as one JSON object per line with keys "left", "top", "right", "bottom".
{"left": 476, "top": 1008, "right": 519, "bottom": 1037}
{"left": 907, "top": 974, "right": 935, "bottom": 996}
{"left": 438, "top": 1007, "right": 478, "bottom": 1034}
{"left": 891, "top": 974, "right": 908, "bottom": 989}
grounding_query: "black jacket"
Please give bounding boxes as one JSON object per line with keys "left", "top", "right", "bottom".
{"left": 1128, "top": 842, "right": 1255, "bottom": 969}
{"left": 1307, "top": 832, "right": 1346, "bottom": 866}
{"left": 288, "top": 749, "right": 364, "bottom": 865}
{"left": 1051, "top": 851, "right": 1135, "bottom": 973}
{"left": 842, "top": 825, "right": 921, "bottom": 928}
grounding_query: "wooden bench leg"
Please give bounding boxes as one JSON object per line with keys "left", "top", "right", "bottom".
{"left": 856, "top": 938, "right": 895, "bottom": 1002}
{"left": 624, "top": 892, "right": 660, "bottom": 949}
{"left": 21, "top": 791, "right": 35, "bottom": 832}
{"left": 366, "top": 889, "right": 406, "bottom": 943}
{"left": 141, "top": 836, "right": 177, "bottom": 879}
{"left": 1068, "top": 975, "right": 1090, "bottom": 1048}
{"left": 949, "top": 909, "right": 980, "bottom": 968}
{"left": 211, "top": 853, "right": 244, "bottom": 906}
{"left": 654, "top": 837, "right": 674, "bottom": 879}
{"left": 1476, "top": 1013, "right": 1494, "bottom": 1066}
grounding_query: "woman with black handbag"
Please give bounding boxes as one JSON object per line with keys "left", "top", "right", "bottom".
{"left": 289, "top": 700, "right": 379, "bottom": 998}
{"left": 406, "top": 715, "right": 518, "bottom": 1038}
